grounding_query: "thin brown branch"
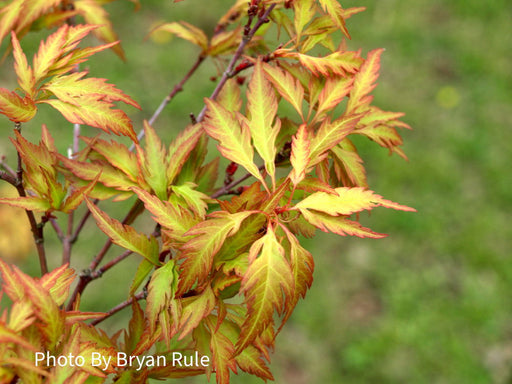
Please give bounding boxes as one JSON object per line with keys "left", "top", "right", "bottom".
{"left": 133, "top": 54, "right": 206, "bottom": 146}
{"left": 12, "top": 123, "right": 48, "bottom": 275}
{"left": 0, "top": 170, "right": 17, "bottom": 186}
{"left": 196, "top": 3, "right": 276, "bottom": 123}
{"left": 211, "top": 164, "right": 265, "bottom": 199}
{"left": 66, "top": 198, "right": 144, "bottom": 310}
{"left": 90, "top": 291, "right": 146, "bottom": 326}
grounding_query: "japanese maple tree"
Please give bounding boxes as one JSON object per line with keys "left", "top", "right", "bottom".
{"left": 0, "top": 0, "right": 414, "bottom": 383}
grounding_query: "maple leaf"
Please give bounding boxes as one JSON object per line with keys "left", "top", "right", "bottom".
{"left": 262, "top": 62, "right": 304, "bottom": 119}
{"left": 146, "top": 260, "right": 178, "bottom": 336}
{"left": 289, "top": 124, "right": 311, "bottom": 186}
{"left": 202, "top": 98, "right": 266, "bottom": 187}
{"left": 177, "top": 211, "right": 254, "bottom": 295}
{"left": 132, "top": 187, "right": 199, "bottom": 245}
{"left": 330, "top": 139, "right": 368, "bottom": 187}
{"left": 237, "top": 226, "right": 294, "bottom": 352}
{"left": 318, "top": 0, "right": 351, "bottom": 38}
{"left": 42, "top": 71, "right": 140, "bottom": 108}
{"left": 0, "top": 88, "right": 37, "bottom": 122}
{"left": 41, "top": 96, "right": 137, "bottom": 141}
{"left": 245, "top": 59, "right": 279, "bottom": 185}
{"left": 150, "top": 21, "right": 209, "bottom": 52}
{"left": 309, "top": 113, "right": 362, "bottom": 165}
{"left": 315, "top": 76, "right": 354, "bottom": 120}
{"left": 275, "top": 49, "right": 363, "bottom": 77}
{"left": 300, "top": 209, "right": 386, "bottom": 238}
{"left": 346, "top": 48, "right": 384, "bottom": 114}
{"left": 11, "top": 31, "right": 35, "bottom": 98}
{"left": 166, "top": 123, "right": 203, "bottom": 185}
{"left": 279, "top": 228, "right": 314, "bottom": 330}
{"left": 293, "top": 0, "right": 316, "bottom": 40}
{"left": 178, "top": 285, "right": 216, "bottom": 339}
{"left": 294, "top": 187, "right": 416, "bottom": 216}
{"left": 217, "top": 78, "right": 242, "bottom": 112}
{"left": 75, "top": 0, "right": 126, "bottom": 60}
{"left": 85, "top": 198, "right": 160, "bottom": 265}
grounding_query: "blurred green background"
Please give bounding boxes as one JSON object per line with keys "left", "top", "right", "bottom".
{"left": 1, "top": 0, "right": 511, "bottom": 383}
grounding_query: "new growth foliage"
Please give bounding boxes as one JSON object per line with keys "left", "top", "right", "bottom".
{"left": 0, "top": 1, "right": 414, "bottom": 383}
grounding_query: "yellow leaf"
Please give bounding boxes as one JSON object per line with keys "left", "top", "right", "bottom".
{"left": 295, "top": 187, "right": 416, "bottom": 216}
{"left": 11, "top": 32, "right": 35, "bottom": 98}
{"left": 75, "top": 0, "right": 126, "bottom": 60}
{"left": 262, "top": 62, "right": 304, "bottom": 118}
{"left": 346, "top": 48, "right": 384, "bottom": 114}
{"left": 40, "top": 96, "right": 137, "bottom": 141}
{"left": 202, "top": 98, "right": 265, "bottom": 187}
{"left": 0, "top": 88, "right": 37, "bottom": 122}
{"left": 289, "top": 124, "right": 311, "bottom": 185}
{"left": 150, "top": 21, "right": 208, "bottom": 51}
{"left": 237, "top": 226, "right": 294, "bottom": 352}
{"left": 246, "top": 59, "right": 279, "bottom": 185}
{"left": 309, "top": 113, "right": 361, "bottom": 165}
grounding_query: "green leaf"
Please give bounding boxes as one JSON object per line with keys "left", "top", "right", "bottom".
{"left": 237, "top": 226, "right": 294, "bottom": 352}
{"left": 85, "top": 198, "right": 160, "bottom": 265}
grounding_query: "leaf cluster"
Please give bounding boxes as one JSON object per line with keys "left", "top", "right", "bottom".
{"left": 0, "top": 1, "right": 414, "bottom": 383}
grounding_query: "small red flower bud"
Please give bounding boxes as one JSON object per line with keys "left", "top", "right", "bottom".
{"left": 226, "top": 162, "right": 238, "bottom": 176}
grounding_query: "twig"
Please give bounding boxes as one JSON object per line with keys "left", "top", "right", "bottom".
{"left": 90, "top": 291, "right": 146, "bottom": 326}
{"left": 0, "top": 156, "right": 17, "bottom": 179}
{"left": 0, "top": 170, "right": 17, "bottom": 186}
{"left": 11, "top": 123, "right": 48, "bottom": 275}
{"left": 131, "top": 54, "right": 206, "bottom": 148}
{"left": 66, "top": 198, "right": 144, "bottom": 310}
{"left": 211, "top": 164, "right": 265, "bottom": 199}
{"left": 91, "top": 249, "right": 133, "bottom": 279}
{"left": 196, "top": 3, "right": 276, "bottom": 123}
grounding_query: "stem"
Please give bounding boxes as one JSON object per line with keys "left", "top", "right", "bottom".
{"left": 211, "top": 164, "right": 265, "bottom": 199}
{"left": 91, "top": 249, "right": 133, "bottom": 279}
{"left": 12, "top": 123, "right": 48, "bottom": 275}
{"left": 66, "top": 198, "right": 144, "bottom": 310}
{"left": 132, "top": 54, "right": 206, "bottom": 148}
{"left": 196, "top": 3, "right": 276, "bottom": 123}
{"left": 90, "top": 291, "right": 145, "bottom": 326}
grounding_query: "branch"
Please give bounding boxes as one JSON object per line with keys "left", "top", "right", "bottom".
{"left": 10, "top": 123, "right": 48, "bottom": 275}
{"left": 132, "top": 53, "right": 206, "bottom": 147}
{"left": 66, "top": 198, "right": 144, "bottom": 310}
{"left": 90, "top": 291, "right": 146, "bottom": 326}
{"left": 211, "top": 164, "right": 265, "bottom": 199}
{"left": 196, "top": 3, "right": 276, "bottom": 122}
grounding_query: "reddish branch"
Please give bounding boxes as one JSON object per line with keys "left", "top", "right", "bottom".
{"left": 90, "top": 291, "right": 146, "bottom": 326}
{"left": 196, "top": 3, "right": 276, "bottom": 123}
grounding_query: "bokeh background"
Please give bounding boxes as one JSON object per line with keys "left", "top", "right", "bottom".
{"left": 1, "top": 0, "right": 511, "bottom": 383}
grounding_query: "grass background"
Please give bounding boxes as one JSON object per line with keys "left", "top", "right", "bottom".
{"left": 1, "top": 0, "right": 511, "bottom": 383}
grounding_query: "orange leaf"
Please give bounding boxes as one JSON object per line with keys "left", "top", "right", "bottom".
{"left": 11, "top": 32, "right": 35, "bottom": 98}
{"left": 177, "top": 211, "right": 254, "bottom": 295}
{"left": 263, "top": 62, "right": 304, "bottom": 118}
{"left": 202, "top": 98, "right": 265, "bottom": 187}
{"left": 41, "top": 96, "right": 137, "bottom": 141}
{"left": 75, "top": 0, "right": 125, "bottom": 59}
{"left": 318, "top": 0, "right": 351, "bottom": 38}
{"left": 151, "top": 21, "right": 208, "bottom": 51}
{"left": 85, "top": 198, "right": 160, "bottom": 265}
{"left": 346, "top": 48, "right": 384, "bottom": 113}
{"left": 43, "top": 71, "right": 140, "bottom": 108}
{"left": 300, "top": 209, "right": 386, "bottom": 238}
{"left": 0, "top": 88, "right": 37, "bottom": 122}
{"left": 295, "top": 187, "right": 416, "bottom": 216}
{"left": 237, "top": 226, "right": 294, "bottom": 352}
{"left": 275, "top": 49, "right": 363, "bottom": 77}
{"left": 309, "top": 113, "right": 362, "bottom": 165}
{"left": 289, "top": 124, "right": 311, "bottom": 185}
{"left": 245, "top": 59, "right": 279, "bottom": 184}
